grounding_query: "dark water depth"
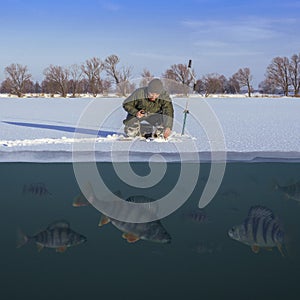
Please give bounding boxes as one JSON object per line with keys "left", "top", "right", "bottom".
{"left": 1, "top": 161, "right": 300, "bottom": 300}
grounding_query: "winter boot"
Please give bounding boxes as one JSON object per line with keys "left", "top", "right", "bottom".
{"left": 124, "top": 121, "right": 141, "bottom": 138}
{"left": 153, "top": 125, "right": 164, "bottom": 138}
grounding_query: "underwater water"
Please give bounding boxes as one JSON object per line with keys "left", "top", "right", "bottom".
{"left": 1, "top": 161, "right": 300, "bottom": 300}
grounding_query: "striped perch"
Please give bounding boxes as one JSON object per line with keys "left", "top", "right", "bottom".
{"left": 17, "top": 220, "right": 87, "bottom": 253}
{"left": 228, "top": 205, "right": 284, "bottom": 256}
{"left": 99, "top": 214, "right": 171, "bottom": 244}
{"left": 23, "top": 182, "right": 52, "bottom": 196}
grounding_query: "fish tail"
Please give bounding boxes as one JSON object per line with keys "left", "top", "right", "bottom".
{"left": 98, "top": 215, "right": 110, "bottom": 227}
{"left": 277, "top": 244, "right": 285, "bottom": 257}
{"left": 16, "top": 228, "right": 29, "bottom": 248}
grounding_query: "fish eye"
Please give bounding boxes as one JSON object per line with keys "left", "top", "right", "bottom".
{"left": 228, "top": 227, "right": 236, "bottom": 235}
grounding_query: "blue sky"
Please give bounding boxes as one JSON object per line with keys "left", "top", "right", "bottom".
{"left": 1, "top": 0, "right": 299, "bottom": 87}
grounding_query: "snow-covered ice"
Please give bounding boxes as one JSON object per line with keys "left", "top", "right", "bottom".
{"left": 1, "top": 96, "right": 300, "bottom": 163}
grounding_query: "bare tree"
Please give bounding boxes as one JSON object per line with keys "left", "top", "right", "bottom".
{"left": 289, "top": 53, "right": 300, "bottom": 96}
{"left": 232, "top": 67, "right": 253, "bottom": 97}
{"left": 43, "top": 65, "right": 69, "bottom": 97}
{"left": 117, "top": 66, "right": 133, "bottom": 96}
{"left": 194, "top": 79, "right": 205, "bottom": 94}
{"left": 162, "top": 63, "right": 196, "bottom": 95}
{"left": 227, "top": 76, "right": 240, "bottom": 94}
{"left": 23, "top": 80, "right": 35, "bottom": 93}
{"left": 41, "top": 79, "right": 57, "bottom": 97}
{"left": 202, "top": 73, "right": 227, "bottom": 97}
{"left": 104, "top": 54, "right": 121, "bottom": 85}
{"left": 258, "top": 79, "right": 279, "bottom": 94}
{"left": 265, "top": 56, "right": 290, "bottom": 96}
{"left": 34, "top": 81, "right": 42, "bottom": 94}
{"left": 78, "top": 78, "right": 89, "bottom": 94}
{"left": 0, "top": 78, "right": 13, "bottom": 93}
{"left": 81, "top": 57, "right": 103, "bottom": 97}
{"left": 101, "top": 79, "right": 113, "bottom": 95}
{"left": 140, "top": 69, "right": 154, "bottom": 87}
{"left": 104, "top": 54, "right": 133, "bottom": 96}
{"left": 4, "top": 63, "right": 32, "bottom": 97}
{"left": 69, "top": 64, "right": 83, "bottom": 97}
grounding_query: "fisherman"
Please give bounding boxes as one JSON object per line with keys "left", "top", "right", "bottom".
{"left": 122, "top": 78, "right": 174, "bottom": 139}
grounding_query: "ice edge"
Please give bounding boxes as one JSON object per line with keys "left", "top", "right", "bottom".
{"left": 1, "top": 150, "right": 300, "bottom": 163}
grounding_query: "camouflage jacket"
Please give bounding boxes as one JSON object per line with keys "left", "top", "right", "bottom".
{"left": 123, "top": 87, "right": 174, "bottom": 129}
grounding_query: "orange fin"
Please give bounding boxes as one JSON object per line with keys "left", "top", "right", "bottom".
{"left": 72, "top": 194, "right": 90, "bottom": 207}
{"left": 56, "top": 246, "right": 67, "bottom": 253}
{"left": 122, "top": 232, "right": 140, "bottom": 243}
{"left": 277, "top": 244, "right": 285, "bottom": 257}
{"left": 98, "top": 215, "right": 110, "bottom": 227}
{"left": 251, "top": 245, "right": 260, "bottom": 253}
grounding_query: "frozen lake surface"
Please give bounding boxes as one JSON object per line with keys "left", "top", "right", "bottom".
{"left": 1, "top": 97, "right": 300, "bottom": 162}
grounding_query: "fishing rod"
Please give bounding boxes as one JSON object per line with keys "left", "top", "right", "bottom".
{"left": 181, "top": 59, "right": 197, "bottom": 135}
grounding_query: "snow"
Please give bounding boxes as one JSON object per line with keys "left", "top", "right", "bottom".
{"left": 1, "top": 96, "right": 300, "bottom": 163}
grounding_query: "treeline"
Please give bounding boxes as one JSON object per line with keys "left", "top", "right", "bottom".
{"left": 1, "top": 53, "right": 299, "bottom": 97}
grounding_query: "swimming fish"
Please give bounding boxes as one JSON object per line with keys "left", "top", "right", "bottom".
{"left": 76, "top": 183, "right": 169, "bottom": 243}
{"left": 72, "top": 187, "right": 158, "bottom": 216}
{"left": 193, "top": 241, "right": 223, "bottom": 255}
{"left": 17, "top": 220, "right": 87, "bottom": 252}
{"left": 274, "top": 180, "right": 300, "bottom": 201}
{"left": 73, "top": 192, "right": 155, "bottom": 207}
{"left": 23, "top": 182, "right": 52, "bottom": 197}
{"left": 228, "top": 205, "right": 284, "bottom": 256}
{"left": 125, "top": 194, "right": 155, "bottom": 203}
{"left": 183, "top": 208, "right": 210, "bottom": 224}
{"left": 99, "top": 215, "right": 171, "bottom": 244}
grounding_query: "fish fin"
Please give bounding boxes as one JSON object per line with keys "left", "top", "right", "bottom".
{"left": 264, "top": 247, "right": 273, "bottom": 251}
{"left": 82, "top": 182, "right": 98, "bottom": 204}
{"left": 248, "top": 205, "right": 274, "bottom": 219}
{"left": 98, "top": 215, "right": 110, "bottom": 227}
{"left": 277, "top": 244, "right": 285, "bottom": 257}
{"left": 16, "top": 228, "right": 29, "bottom": 248}
{"left": 251, "top": 245, "right": 260, "bottom": 253}
{"left": 47, "top": 220, "right": 70, "bottom": 230}
{"left": 56, "top": 246, "right": 67, "bottom": 253}
{"left": 37, "top": 244, "right": 44, "bottom": 252}
{"left": 72, "top": 193, "right": 90, "bottom": 207}
{"left": 122, "top": 233, "right": 140, "bottom": 243}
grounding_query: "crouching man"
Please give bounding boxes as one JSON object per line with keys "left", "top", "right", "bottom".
{"left": 122, "top": 78, "right": 174, "bottom": 139}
